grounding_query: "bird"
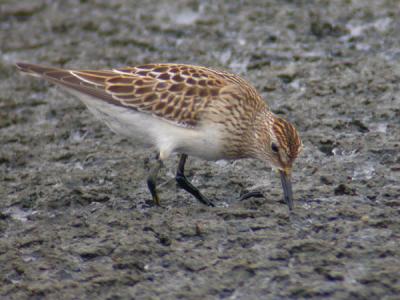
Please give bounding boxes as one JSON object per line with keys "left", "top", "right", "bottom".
{"left": 16, "top": 62, "right": 302, "bottom": 210}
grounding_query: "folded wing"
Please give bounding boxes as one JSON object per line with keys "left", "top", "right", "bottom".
{"left": 16, "top": 62, "right": 256, "bottom": 127}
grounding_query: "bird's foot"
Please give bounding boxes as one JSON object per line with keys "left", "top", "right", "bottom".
{"left": 239, "top": 191, "right": 264, "bottom": 201}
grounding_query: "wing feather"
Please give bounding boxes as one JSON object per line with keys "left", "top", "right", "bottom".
{"left": 16, "top": 62, "right": 261, "bottom": 127}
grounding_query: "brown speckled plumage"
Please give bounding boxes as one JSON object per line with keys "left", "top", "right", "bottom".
{"left": 16, "top": 62, "right": 302, "bottom": 209}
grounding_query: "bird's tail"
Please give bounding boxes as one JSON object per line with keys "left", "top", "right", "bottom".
{"left": 15, "top": 62, "right": 60, "bottom": 78}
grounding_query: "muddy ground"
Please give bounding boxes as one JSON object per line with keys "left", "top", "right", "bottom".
{"left": 1, "top": 0, "right": 400, "bottom": 299}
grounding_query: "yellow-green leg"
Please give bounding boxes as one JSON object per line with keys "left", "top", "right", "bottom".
{"left": 175, "top": 154, "right": 214, "bottom": 207}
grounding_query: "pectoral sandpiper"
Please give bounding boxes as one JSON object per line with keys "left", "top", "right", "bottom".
{"left": 16, "top": 62, "right": 302, "bottom": 209}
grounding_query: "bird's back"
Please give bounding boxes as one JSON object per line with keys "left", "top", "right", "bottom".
{"left": 16, "top": 62, "right": 267, "bottom": 129}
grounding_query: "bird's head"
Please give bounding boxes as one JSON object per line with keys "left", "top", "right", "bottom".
{"left": 254, "top": 113, "right": 303, "bottom": 210}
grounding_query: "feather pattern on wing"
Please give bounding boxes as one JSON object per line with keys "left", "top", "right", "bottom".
{"left": 16, "top": 63, "right": 264, "bottom": 128}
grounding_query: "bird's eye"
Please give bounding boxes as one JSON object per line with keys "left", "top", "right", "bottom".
{"left": 271, "top": 143, "right": 279, "bottom": 153}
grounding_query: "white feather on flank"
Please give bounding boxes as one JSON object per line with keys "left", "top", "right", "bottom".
{"left": 66, "top": 89, "right": 225, "bottom": 161}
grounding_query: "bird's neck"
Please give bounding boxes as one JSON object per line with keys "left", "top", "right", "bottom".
{"left": 245, "top": 107, "right": 275, "bottom": 159}
{"left": 219, "top": 104, "right": 273, "bottom": 160}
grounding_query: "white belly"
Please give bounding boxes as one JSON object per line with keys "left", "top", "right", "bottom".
{"left": 71, "top": 92, "right": 226, "bottom": 161}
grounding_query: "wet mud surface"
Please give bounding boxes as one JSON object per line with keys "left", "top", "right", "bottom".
{"left": 1, "top": 1, "right": 400, "bottom": 299}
